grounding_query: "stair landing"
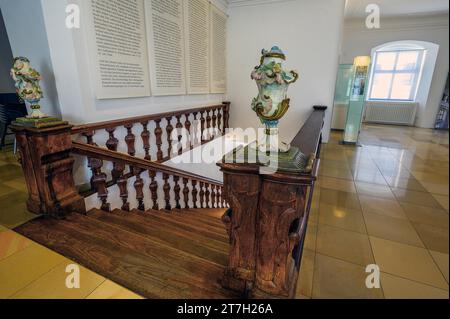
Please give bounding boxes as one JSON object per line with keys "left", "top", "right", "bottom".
{"left": 14, "top": 208, "right": 239, "bottom": 299}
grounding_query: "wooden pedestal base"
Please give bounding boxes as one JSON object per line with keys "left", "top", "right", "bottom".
{"left": 12, "top": 123, "right": 86, "bottom": 217}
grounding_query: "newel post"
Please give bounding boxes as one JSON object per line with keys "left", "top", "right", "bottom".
{"left": 12, "top": 123, "right": 86, "bottom": 217}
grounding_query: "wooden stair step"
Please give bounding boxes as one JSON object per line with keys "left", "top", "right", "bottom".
{"left": 143, "top": 209, "right": 229, "bottom": 242}
{"left": 163, "top": 209, "right": 226, "bottom": 228}
{"left": 184, "top": 208, "right": 228, "bottom": 219}
{"left": 17, "top": 213, "right": 236, "bottom": 299}
{"left": 87, "top": 208, "right": 228, "bottom": 265}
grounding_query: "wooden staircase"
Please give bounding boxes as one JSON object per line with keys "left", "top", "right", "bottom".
{"left": 16, "top": 208, "right": 239, "bottom": 299}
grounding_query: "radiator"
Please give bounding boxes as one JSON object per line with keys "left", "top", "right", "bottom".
{"left": 364, "top": 101, "right": 418, "bottom": 125}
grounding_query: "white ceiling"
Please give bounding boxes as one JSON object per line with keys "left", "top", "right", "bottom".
{"left": 345, "top": 0, "right": 449, "bottom": 18}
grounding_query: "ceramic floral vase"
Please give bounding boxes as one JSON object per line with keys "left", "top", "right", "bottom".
{"left": 10, "top": 57, "right": 47, "bottom": 119}
{"left": 251, "top": 46, "right": 298, "bottom": 153}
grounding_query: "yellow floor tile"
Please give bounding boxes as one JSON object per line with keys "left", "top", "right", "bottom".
{"left": 11, "top": 262, "right": 105, "bottom": 299}
{"left": 0, "top": 231, "right": 33, "bottom": 261}
{"left": 312, "top": 254, "right": 383, "bottom": 299}
{"left": 384, "top": 176, "right": 427, "bottom": 192}
{"left": 320, "top": 189, "right": 361, "bottom": 211}
{"left": 86, "top": 280, "right": 143, "bottom": 299}
{"left": 392, "top": 188, "right": 445, "bottom": 209}
{"left": 352, "top": 169, "right": 387, "bottom": 186}
{"left": 432, "top": 194, "right": 449, "bottom": 211}
{"left": 303, "top": 223, "right": 317, "bottom": 252}
{"left": 316, "top": 224, "right": 374, "bottom": 266}
{"left": 319, "top": 166, "right": 353, "bottom": 180}
{"left": 419, "top": 181, "right": 449, "bottom": 196}
{"left": 355, "top": 182, "right": 396, "bottom": 200}
{"left": 381, "top": 272, "right": 448, "bottom": 299}
{"left": 359, "top": 195, "right": 407, "bottom": 220}
{"left": 0, "top": 184, "right": 16, "bottom": 197}
{"left": 0, "top": 243, "right": 66, "bottom": 298}
{"left": 0, "top": 192, "right": 38, "bottom": 229}
{"left": 363, "top": 212, "right": 424, "bottom": 248}
{"left": 319, "top": 177, "right": 356, "bottom": 193}
{"left": 3, "top": 178, "right": 28, "bottom": 193}
{"left": 429, "top": 250, "right": 449, "bottom": 283}
{"left": 370, "top": 236, "right": 448, "bottom": 290}
{"left": 400, "top": 203, "right": 449, "bottom": 229}
{"left": 412, "top": 223, "right": 449, "bottom": 254}
{"left": 295, "top": 249, "right": 315, "bottom": 298}
{"left": 318, "top": 203, "right": 366, "bottom": 234}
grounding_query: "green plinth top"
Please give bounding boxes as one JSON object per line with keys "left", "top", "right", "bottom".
{"left": 222, "top": 144, "right": 315, "bottom": 174}
{"left": 12, "top": 116, "right": 68, "bottom": 129}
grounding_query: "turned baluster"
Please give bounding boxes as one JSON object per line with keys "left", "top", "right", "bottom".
{"left": 221, "top": 186, "right": 227, "bottom": 207}
{"left": 176, "top": 115, "right": 183, "bottom": 156}
{"left": 89, "top": 157, "right": 110, "bottom": 212}
{"left": 124, "top": 124, "right": 136, "bottom": 157}
{"left": 173, "top": 175, "right": 181, "bottom": 209}
{"left": 205, "top": 183, "right": 211, "bottom": 208}
{"left": 192, "top": 112, "right": 199, "bottom": 148}
{"left": 163, "top": 173, "right": 171, "bottom": 210}
{"left": 211, "top": 185, "right": 217, "bottom": 208}
{"left": 83, "top": 130, "right": 96, "bottom": 146}
{"left": 217, "top": 186, "right": 222, "bottom": 208}
{"left": 141, "top": 121, "right": 151, "bottom": 161}
{"left": 206, "top": 110, "right": 212, "bottom": 140}
{"left": 154, "top": 119, "right": 163, "bottom": 161}
{"left": 166, "top": 117, "right": 174, "bottom": 159}
{"left": 182, "top": 178, "right": 190, "bottom": 208}
{"left": 192, "top": 180, "right": 198, "bottom": 208}
{"left": 200, "top": 111, "right": 206, "bottom": 143}
{"left": 83, "top": 131, "right": 98, "bottom": 189}
{"left": 217, "top": 108, "right": 222, "bottom": 135}
{"left": 212, "top": 109, "right": 217, "bottom": 138}
{"left": 105, "top": 128, "right": 122, "bottom": 182}
{"left": 134, "top": 167, "right": 145, "bottom": 211}
{"left": 223, "top": 102, "right": 230, "bottom": 132}
{"left": 184, "top": 114, "right": 192, "bottom": 152}
{"left": 149, "top": 170, "right": 158, "bottom": 210}
{"left": 116, "top": 163, "right": 129, "bottom": 211}
{"left": 199, "top": 182, "right": 205, "bottom": 208}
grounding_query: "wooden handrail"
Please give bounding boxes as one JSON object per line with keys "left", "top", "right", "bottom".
{"left": 72, "top": 141, "right": 223, "bottom": 187}
{"left": 71, "top": 102, "right": 230, "bottom": 135}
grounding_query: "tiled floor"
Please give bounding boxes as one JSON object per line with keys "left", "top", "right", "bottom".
{"left": 0, "top": 147, "right": 142, "bottom": 299}
{"left": 0, "top": 123, "right": 449, "bottom": 299}
{"left": 296, "top": 124, "right": 449, "bottom": 299}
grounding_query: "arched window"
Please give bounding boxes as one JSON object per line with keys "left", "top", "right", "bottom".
{"left": 368, "top": 42, "right": 426, "bottom": 101}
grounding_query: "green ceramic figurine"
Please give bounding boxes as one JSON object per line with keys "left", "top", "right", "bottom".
{"left": 10, "top": 57, "right": 46, "bottom": 119}
{"left": 10, "top": 57, "right": 64, "bottom": 128}
{"left": 251, "top": 46, "right": 298, "bottom": 153}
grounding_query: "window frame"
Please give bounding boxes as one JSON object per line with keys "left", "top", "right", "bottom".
{"left": 367, "top": 49, "right": 426, "bottom": 102}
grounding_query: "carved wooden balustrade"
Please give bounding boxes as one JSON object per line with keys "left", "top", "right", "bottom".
{"left": 72, "top": 142, "right": 228, "bottom": 212}
{"left": 71, "top": 102, "right": 230, "bottom": 163}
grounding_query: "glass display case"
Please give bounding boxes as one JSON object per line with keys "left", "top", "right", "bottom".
{"left": 341, "top": 56, "right": 371, "bottom": 144}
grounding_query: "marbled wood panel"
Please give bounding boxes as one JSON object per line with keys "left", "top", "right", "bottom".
{"left": 222, "top": 172, "right": 260, "bottom": 292}
{"left": 15, "top": 212, "right": 238, "bottom": 299}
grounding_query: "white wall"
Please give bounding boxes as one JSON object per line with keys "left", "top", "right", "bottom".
{"left": 40, "top": 0, "right": 227, "bottom": 125}
{"left": 0, "top": 0, "right": 61, "bottom": 117}
{"left": 0, "top": 9, "right": 14, "bottom": 94}
{"left": 341, "top": 14, "right": 449, "bottom": 128}
{"left": 227, "top": 0, "right": 346, "bottom": 143}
